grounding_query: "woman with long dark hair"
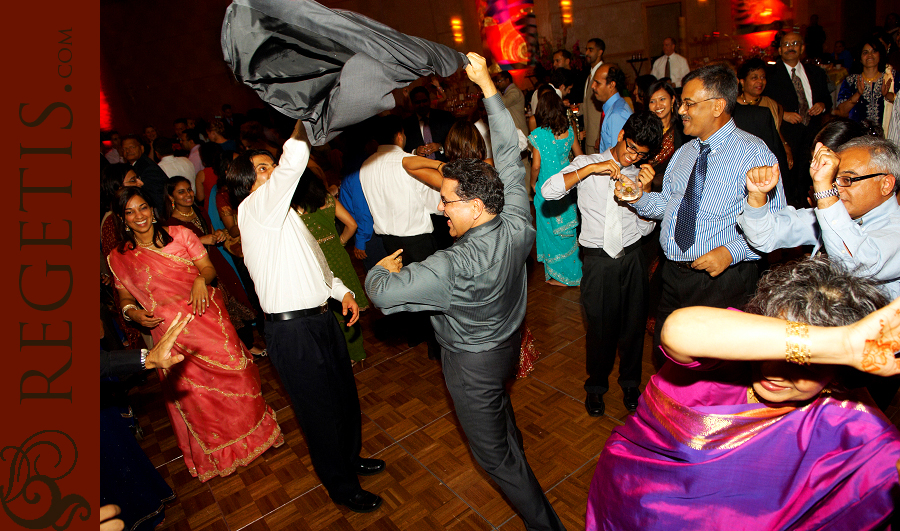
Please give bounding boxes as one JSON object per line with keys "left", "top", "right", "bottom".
{"left": 837, "top": 38, "right": 899, "bottom": 123}
{"left": 530, "top": 90, "right": 583, "bottom": 286}
{"left": 645, "top": 80, "right": 689, "bottom": 190}
{"left": 107, "top": 187, "right": 282, "bottom": 482}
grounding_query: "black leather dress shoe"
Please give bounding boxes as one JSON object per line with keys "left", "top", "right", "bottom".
{"left": 585, "top": 393, "right": 605, "bottom": 417}
{"left": 623, "top": 387, "right": 640, "bottom": 412}
{"left": 334, "top": 489, "right": 383, "bottom": 513}
{"left": 355, "top": 457, "right": 386, "bottom": 476}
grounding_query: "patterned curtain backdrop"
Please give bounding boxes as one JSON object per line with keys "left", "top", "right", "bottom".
{"left": 480, "top": 0, "right": 536, "bottom": 66}
{"left": 732, "top": 0, "right": 792, "bottom": 35}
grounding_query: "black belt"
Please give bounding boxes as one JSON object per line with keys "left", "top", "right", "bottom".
{"left": 265, "top": 303, "right": 328, "bottom": 322}
{"left": 671, "top": 260, "right": 698, "bottom": 270}
{"left": 581, "top": 240, "right": 642, "bottom": 258}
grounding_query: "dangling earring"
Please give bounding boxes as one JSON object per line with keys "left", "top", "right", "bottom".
{"left": 171, "top": 199, "right": 176, "bottom": 209}
{"left": 151, "top": 217, "right": 157, "bottom": 224}
{"left": 125, "top": 225, "right": 131, "bottom": 231}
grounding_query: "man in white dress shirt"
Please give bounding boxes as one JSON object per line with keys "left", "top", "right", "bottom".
{"left": 650, "top": 37, "right": 690, "bottom": 88}
{"left": 225, "top": 119, "right": 385, "bottom": 514}
{"left": 154, "top": 138, "right": 197, "bottom": 188}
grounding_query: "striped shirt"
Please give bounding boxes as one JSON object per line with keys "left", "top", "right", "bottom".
{"left": 631, "top": 119, "right": 786, "bottom": 263}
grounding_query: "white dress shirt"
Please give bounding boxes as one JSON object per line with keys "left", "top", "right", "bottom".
{"left": 650, "top": 53, "right": 690, "bottom": 87}
{"left": 359, "top": 145, "right": 441, "bottom": 236}
{"left": 542, "top": 150, "right": 655, "bottom": 249}
{"left": 158, "top": 155, "right": 198, "bottom": 188}
{"left": 237, "top": 138, "right": 351, "bottom": 313}
{"left": 188, "top": 144, "right": 203, "bottom": 175}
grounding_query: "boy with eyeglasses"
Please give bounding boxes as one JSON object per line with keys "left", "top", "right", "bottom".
{"left": 541, "top": 111, "right": 663, "bottom": 416}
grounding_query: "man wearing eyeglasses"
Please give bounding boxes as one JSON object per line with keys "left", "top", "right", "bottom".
{"left": 541, "top": 111, "right": 662, "bottom": 416}
{"left": 739, "top": 137, "right": 900, "bottom": 300}
{"left": 366, "top": 53, "right": 566, "bottom": 531}
{"left": 764, "top": 32, "right": 832, "bottom": 203}
{"left": 621, "top": 64, "right": 787, "bottom": 364}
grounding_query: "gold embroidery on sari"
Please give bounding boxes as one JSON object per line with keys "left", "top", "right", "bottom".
{"left": 180, "top": 376, "right": 262, "bottom": 398}
{"left": 647, "top": 380, "right": 796, "bottom": 451}
{"left": 173, "top": 400, "right": 280, "bottom": 455}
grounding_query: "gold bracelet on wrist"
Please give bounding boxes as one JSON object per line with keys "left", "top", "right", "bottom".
{"left": 121, "top": 304, "right": 139, "bottom": 321}
{"left": 785, "top": 320, "right": 811, "bottom": 365}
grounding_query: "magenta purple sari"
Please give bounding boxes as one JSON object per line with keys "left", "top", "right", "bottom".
{"left": 108, "top": 225, "right": 282, "bottom": 482}
{"left": 587, "top": 358, "right": 900, "bottom": 530}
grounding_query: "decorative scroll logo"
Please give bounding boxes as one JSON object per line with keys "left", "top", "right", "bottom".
{"left": 0, "top": 430, "right": 89, "bottom": 529}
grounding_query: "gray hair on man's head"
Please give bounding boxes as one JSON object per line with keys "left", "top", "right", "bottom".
{"left": 838, "top": 136, "right": 900, "bottom": 194}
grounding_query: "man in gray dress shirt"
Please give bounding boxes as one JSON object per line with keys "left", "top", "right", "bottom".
{"left": 366, "top": 53, "right": 565, "bottom": 531}
{"left": 541, "top": 112, "right": 662, "bottom": 416}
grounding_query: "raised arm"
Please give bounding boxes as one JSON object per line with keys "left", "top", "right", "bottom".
{"left": 661, "top": 298, "right": 900, "bottom": 376}
{"left": 402, "top": 155, "right": 443, "bottom": 190}
{"left": 465, "top": 53, "right": 527, "bottom": 216}
{"left": 254, "top": 120, "right": 311, "bottom": 226}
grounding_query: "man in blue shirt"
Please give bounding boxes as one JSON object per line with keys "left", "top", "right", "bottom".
{"left": 591, "top": 63, "right": 632, "bottom": 153}
{"left": 739, "top": 136, "right": 900, "bottom": 300}
{"left": 621, "top": 64, "right": 787, "bottom": 358}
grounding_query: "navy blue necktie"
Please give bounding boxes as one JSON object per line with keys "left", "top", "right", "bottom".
{"left": 674, "top": 142, "right": 710, "bottom": 253}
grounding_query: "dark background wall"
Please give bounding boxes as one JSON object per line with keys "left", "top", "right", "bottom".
{"left": 101, "top": 0, "right": 894, "bottom": 139}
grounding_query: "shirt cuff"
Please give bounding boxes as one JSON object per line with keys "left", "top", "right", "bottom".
{"left": 741, "top": 198, "right": 770, "bottom": 220}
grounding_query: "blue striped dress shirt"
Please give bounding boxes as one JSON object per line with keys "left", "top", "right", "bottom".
{"left": 632, "top": 119, "right": 786, "bottom": 264}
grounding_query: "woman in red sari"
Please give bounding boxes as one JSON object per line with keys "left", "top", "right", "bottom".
{"left": 107, "top": 187, "right": 282, "bottom": 482}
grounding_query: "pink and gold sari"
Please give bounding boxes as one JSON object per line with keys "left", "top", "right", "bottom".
{"left": 587, "top": 358, "right": 900, "bottom": 530}
{"left": 108, "top": 225, "right": 282, "bottom": 482}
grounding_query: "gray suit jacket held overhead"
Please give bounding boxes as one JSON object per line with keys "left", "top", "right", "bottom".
{"left": 221, "top": 0, "right": 467, "bottom": 146}
{"left": 365, "top": 94, "right": 535, "bottom": 353}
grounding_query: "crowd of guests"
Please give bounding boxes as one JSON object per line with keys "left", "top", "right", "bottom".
{"left": 100, "top": 15, "right": 900, "bottom": 531}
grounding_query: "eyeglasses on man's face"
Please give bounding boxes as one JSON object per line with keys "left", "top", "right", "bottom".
{"left": 624, "top": 141, "right": 651, "bottom": 161}
{"left": 835, "top": 172, "right": 887, "bottom": 187}
{"left": 441, "top": 197, "right": 470, "bottom": 206}
{"left": 781, "top": 40, "right": 802, "bottom": 48}
{"left": 679, "top": 97, "right": 718, "bottom": 110}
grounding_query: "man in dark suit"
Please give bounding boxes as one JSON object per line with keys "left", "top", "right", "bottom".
{"left": 403, "top": 86, "right": 455, "bottom": 162}
{"left": 763, "top": 31, "right": 831, "bottom": 203}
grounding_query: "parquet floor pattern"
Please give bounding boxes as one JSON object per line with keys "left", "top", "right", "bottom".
{"left": 128, "top": 248, "right": 900, "bottom": 531}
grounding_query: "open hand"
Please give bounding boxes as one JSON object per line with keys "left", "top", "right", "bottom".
{"left": 845, "top": 296, "right": 900, "bottom": 376}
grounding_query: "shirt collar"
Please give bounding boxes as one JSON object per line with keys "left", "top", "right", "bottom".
{"left": 698, "top": 118, "right": 736, "bottom": 152}
{"left": 857, "top": 194, "right": 900, "bottom": 226}
{"left": 782, "top": 60, "right": 804, "bottom": 76}
{"left": 457, "top": 214, "right": 501, "bottom": 243}
{"left": 602, "top": 92, "right": 623, "bottom": 112}
{"left": 376, "top": 144, "right": 405, "bottom": 153}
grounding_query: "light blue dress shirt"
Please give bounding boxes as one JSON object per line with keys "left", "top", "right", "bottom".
{"left": 738, "top": 194, "right": 900, "bottom": 299}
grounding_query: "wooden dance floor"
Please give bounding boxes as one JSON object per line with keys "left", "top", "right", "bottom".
{"left": 128, "top": 247, "right": 900, "bottom": 531}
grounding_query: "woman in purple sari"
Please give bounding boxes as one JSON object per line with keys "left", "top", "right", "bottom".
{"left": 587, "top": 257, "right": 900, "bottom": 530}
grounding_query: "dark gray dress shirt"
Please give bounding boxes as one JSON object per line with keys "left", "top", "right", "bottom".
{"left": 221, "top": 0, "right": 467, "bottom": 146}
{"left": 366, "top": 94, "right": 534, "bottom": 353}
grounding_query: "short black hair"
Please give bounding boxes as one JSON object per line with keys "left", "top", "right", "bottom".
{"left": 224, "top": 149, "right": 274, "bottom": 209}
{"left": 375, "top": 114, "right": 404, "bottom": 146}
{"left": 199, "top": 142, "right": 223, "bottom": 169}
{"left": 622, "top": 111, "right": 664, "bottom": 155}
{"left": 182, "top": 128, "right": 202, "bottom": 144}
{"left": 153, "top": 137, "right": 174, "bottom": 157}
{"left": 606, "top": 64, "right": 627, "bottom": 94}
{"left": 443, "top": 158, "right": 504, "bottom": 215}
{"left": 554, "top": 49, "right": 573, "bottom": 62}
{"left": 737, "top": 57, "right": 767, "bottom": 80}
{"left": 496, "top": 70, "right": 513, "bottom": 83}
{"left": 587, "top": 38, "right": 605, "bottom": 51}
{"left": 101, "top": 163, "right": 133, "bottom": 212}
{"left": 173, "top": 118, "right": 187, "bottom": 126}
{"left": 681, "top": 64, "right": 739, "bottom": 115}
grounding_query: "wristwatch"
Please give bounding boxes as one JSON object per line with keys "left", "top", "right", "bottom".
{"left": 812, "top": 184, "right": 839, "bottom": 201}
{"left": 140, "top": 348, "right": 149, "bottom": 370}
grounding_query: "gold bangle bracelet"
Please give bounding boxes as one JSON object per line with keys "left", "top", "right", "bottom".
{"left": 785, "top": 320, "right": 810, "bottom": 365}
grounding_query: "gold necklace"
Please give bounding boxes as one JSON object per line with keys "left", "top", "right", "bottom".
{"left": 174, "top": 207, "right": 194, "bottom": 218}
{"left": 741, "top": 94, "right": 761, "bottom": 105}
{"left": 137, "top": 239, "right": 157, "bottom": 248}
